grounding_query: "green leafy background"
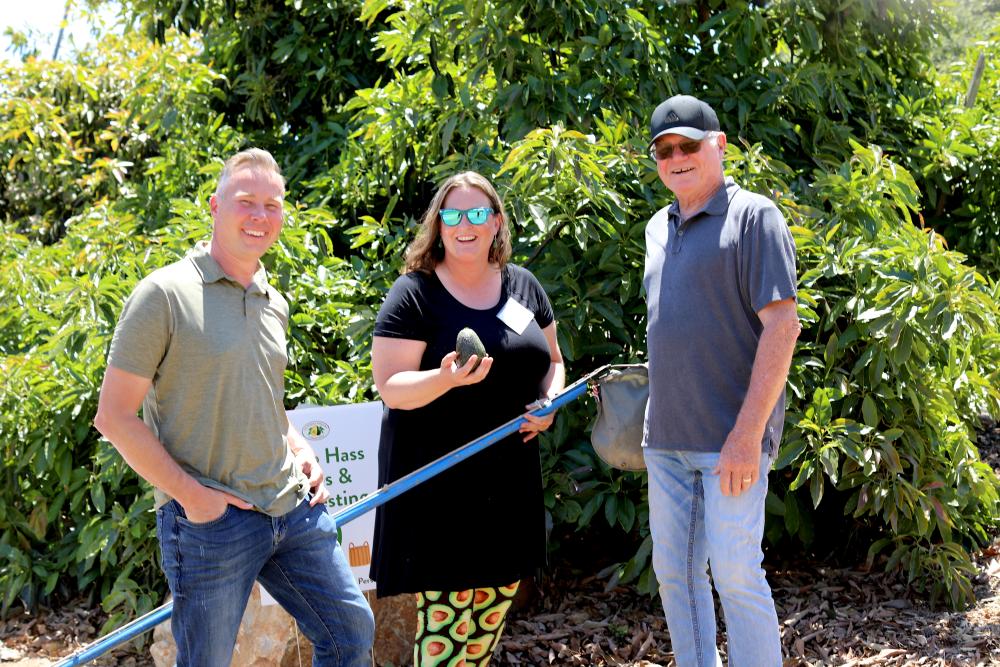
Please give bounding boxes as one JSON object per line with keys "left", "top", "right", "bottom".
{"left": 2, "top": 0, "right": 999, "bottom": 628}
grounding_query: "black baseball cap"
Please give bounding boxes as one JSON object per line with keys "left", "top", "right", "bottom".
{"left": 648, "top": 95, "right": 720, "bottom": 148}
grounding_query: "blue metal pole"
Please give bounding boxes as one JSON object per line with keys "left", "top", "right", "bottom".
{"left": 55, "top": 369, "right": 604, "bottom": 666}
{"left": 335, "top": 375, "right": 593, "bottom": 526}
{"left": 55, "top": 605, "right": 173, "bottom": 667}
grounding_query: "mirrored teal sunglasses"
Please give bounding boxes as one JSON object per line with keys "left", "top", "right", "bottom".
{"left": 439, "top": 207, "right": 494, "bottom": 226}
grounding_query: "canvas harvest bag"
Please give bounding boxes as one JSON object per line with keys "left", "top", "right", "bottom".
{"left": 590, "top": 364, "right": 648, "bottom": 471}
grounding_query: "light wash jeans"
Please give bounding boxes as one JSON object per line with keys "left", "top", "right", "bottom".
{"left": 643, "top": 448, "right": 780, "bottom": 667}
{"left": 156, "top": 496, "right": 375, "bottom": 667}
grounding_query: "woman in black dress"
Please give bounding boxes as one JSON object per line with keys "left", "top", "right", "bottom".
{"left": 371, "top": 171, "right": 565, "bottom": 667}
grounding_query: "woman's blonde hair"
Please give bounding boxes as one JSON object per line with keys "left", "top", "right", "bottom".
{"left": 404, "top": 171, "right": 512, "bottom": 274}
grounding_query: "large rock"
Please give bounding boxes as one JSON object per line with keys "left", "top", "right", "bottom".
{"left": 150, "top": 585, "right": 417, "bottom": 666}
{"left": 151, "top": 584, "right": 314, "bottom": 667}
{"left": 371, "top": 593, "right": 416, "bottom": 666}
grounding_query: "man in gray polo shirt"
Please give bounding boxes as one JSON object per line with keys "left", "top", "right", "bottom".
{"left": 642, "top": 95, "right": 800, "bottom": 666}
{"left": 94, "top": 148, "right": 374, "bottom": 666}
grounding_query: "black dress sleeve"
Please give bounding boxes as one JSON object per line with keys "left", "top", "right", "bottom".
{"left": 373, "top": 273, "right": 432, "bottom": 341}
{"left": 510, "top": 265, "right": 555, "bottom": 329}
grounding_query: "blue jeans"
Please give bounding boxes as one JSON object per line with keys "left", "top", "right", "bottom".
{"left": 156, "top": 497, "right": 375, "bottom": 667}
{"left": 643, "top": 448, "right": 780, "bottom": 667}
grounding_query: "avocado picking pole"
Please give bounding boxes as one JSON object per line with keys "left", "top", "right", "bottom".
{"left": 55, "top": 366, "right": 610, "bottom": 667}
{"left": 333, "top": 364, "right": 608, "bottom": 527}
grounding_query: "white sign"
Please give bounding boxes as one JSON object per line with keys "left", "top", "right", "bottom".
{"left": 262, "top": 401, "right": 383, "bottom": 604}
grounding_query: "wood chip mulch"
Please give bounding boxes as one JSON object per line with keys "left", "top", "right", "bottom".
{"left": 0, "top": 604, "right": 140, "bottom": 666}
{"left": 493, "top": 418, "right": 1000, "bottom": 666}
{"left": 3, "top": 419, "right": 999, "bottom": 666}
{"left": 494, "top": 542, "right": 1000, "bottom": 667}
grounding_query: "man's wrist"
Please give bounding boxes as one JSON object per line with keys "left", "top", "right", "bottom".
{"left": 729, "top": 422, "right": 764, "bottom": 445}
{"left": 294, "top": 449, "right": 319, "bottom": 463}
{"left": 173, "top": 476, "right": 210, "bottom": 510}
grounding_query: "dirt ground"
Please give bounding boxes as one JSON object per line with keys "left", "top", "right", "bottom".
{"left": 2, "top": 546, "right": 998, "bottom": 667}
{"left": 495, "top": 542, "right": 1000, "bottom": 666}
{"left": 3, "top": 420, "right": 999, "bottom": 667}
{"left": 496, "top": 418, "right": 1000, "bottom": 665}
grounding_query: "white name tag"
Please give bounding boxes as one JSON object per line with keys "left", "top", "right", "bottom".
{"left": 497, "top": 297, "right": 534, "bottom": 335}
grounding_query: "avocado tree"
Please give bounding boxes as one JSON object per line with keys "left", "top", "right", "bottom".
{"left": 132, "top": 0, "right": 999, "bottom": 606}
{"left": 0, "top": 31, "right": 362, "bottom": 624}
{"left": 2, "top": 0, "right": 999, "bottom": 621}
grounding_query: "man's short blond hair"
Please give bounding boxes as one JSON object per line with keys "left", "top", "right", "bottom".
{"left": 215, "top": 148, "right": 285, "bottom": 197}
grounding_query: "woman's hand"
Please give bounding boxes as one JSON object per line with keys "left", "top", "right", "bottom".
{"left": 373, "top": 337, "right": 494, "bottom": 410}
{"left": 441, "top": 350, "right": 493, "bottom": 387}
{"left": 519, "top": 402, "right": 555, "bottom": 442}
{"left": 520, "top": 321, "right": 564, "bottom": 443}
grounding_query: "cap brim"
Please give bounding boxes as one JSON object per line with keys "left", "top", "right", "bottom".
{"left": 648, "top": 126, "right": 708, "bottom": 149}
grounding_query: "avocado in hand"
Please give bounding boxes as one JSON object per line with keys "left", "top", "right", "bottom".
{"left": 455, "top": 327, "right": 487, "bottom": 371}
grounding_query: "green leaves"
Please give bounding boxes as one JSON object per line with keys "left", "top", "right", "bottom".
{"left": 0, "top": 206, "right": 177, "bottom": 616}
{"left": 0, "top": 30, "right": 246, "bottom": 619}
{"left": 3, "top": 0, "right": 999, "bottom": 618}
{"left": 779, "top": 143, "right": 1000, "bottom": 608}
{"left": 0, "top": 31, "right": 240, "bottom": 243}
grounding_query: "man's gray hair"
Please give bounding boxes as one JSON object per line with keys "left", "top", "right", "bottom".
{"left": 215, "top": 148, "right": 285, "bottom": 197}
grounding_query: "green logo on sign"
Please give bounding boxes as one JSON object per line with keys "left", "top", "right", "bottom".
{"left": 302, "top": 421, "right": 329, "bottom": 440}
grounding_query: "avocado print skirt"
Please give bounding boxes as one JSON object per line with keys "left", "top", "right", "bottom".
{"left": 414, "top": 581, "right": 520, "bottom": 667}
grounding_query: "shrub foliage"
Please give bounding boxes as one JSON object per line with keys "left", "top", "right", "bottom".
{"left": 1, "top": 0, "right": 999, "bottom": 624}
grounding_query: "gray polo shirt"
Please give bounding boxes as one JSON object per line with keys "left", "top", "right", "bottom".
{"left": 108, "top": 241, "right": 307, "bottom": 516}
{"left": 643, "top": 178, "right": 797, "bottom": 454}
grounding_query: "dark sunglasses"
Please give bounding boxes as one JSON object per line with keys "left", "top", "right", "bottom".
{"left": 649, "top": 139, "right": 704, "bottom": 161}
{"left": 439, "top": 207, "right": 494, "bottom": 226}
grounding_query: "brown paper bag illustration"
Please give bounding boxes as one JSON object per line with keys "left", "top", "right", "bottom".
{"left": 348, "top": 541, "right": 371, "bottom": 567}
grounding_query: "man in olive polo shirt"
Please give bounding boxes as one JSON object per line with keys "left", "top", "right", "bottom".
{"left": 642, "top": 95, "right": 801, "bottom": 666}
{"left": 94, "top": 148, "right": 374, "bottom": 666}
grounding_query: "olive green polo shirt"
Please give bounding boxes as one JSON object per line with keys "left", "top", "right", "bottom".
{"left": 108, "top": 241, "right": 307, "bottom": 516}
